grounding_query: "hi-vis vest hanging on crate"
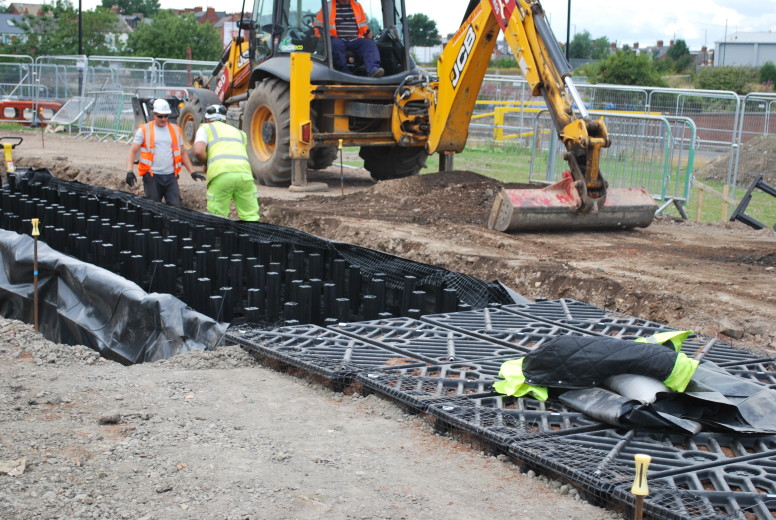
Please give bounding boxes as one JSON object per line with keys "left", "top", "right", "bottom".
{"left": 202, "top": 122, "right": 252, "bottom": 182}
{"left": 138, "top": 122, "right": 183, "bottom": 177}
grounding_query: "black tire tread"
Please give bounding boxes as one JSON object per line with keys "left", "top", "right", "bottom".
{"left": 359, "top": 146, "right": 428, "bottom": 181}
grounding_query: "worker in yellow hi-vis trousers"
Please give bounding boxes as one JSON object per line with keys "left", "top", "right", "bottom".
{"left": 193, "top": 105, "right": 259, "bottom": 222}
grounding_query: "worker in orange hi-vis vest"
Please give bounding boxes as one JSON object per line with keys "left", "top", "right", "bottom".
{"left": 125, "top": 99, "right": 204, "bottom": 206}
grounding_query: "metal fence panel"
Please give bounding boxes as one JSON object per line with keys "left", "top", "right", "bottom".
{"left": 648, "top": 89, "right": 740, "bottom": 149}
{"left": 35, "top": 55, "right": 87, "bottom": 101}
{"left": 528, "top": 111, "right": 696, "bottom": 204}
{"left": 85, "top": 56, "right": 158, "bottom": 93}
{"left": 576, "top": 84, "right": 649, "bottom": 113}
{"left": 77, "top": 90, "right": 134, "bottom": 142}
{"left": 159, "top": 59, "right": 219, "bottom": 88}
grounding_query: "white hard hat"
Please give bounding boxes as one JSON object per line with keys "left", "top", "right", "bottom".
{"left": 152, "top": 98, "right": 172, "bottom": 115}
{"left": 204, "top": 104, "right": 227, "bottom": 122}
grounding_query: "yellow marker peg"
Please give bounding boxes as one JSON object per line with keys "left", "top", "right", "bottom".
{"left": 31, "top": 217, "right": 40, "bottom": 237}
{"left": 632, "top": 453, "right": 651, "bottom": 520}
{"left": 3, "top": 143, "right": 15, "bottom": 172}
{"left": 632, "top": 453, "right": 651, "bottom": 495}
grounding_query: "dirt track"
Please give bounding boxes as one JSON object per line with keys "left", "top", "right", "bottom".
{"left": 13, "top": 130, "right": 776, "bottom": 352}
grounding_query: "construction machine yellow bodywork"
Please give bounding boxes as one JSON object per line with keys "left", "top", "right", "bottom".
{"left": 288, "top": 0, "right": 655, "bottom": 230}
{"left": 183, "top": 0, "right": 655, "bottom": 230}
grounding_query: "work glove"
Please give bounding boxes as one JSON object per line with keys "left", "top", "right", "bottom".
{"left": 191, "top": 172, "right": 206, "bottom": 182}
{"left": 125, "top": 170, "right": 136, "bottom": 187}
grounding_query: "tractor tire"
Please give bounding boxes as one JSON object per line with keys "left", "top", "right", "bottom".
{"left": 359, "top": 145, "right": 428, "bottom": 181}
{"left": 178, "top": 89, "right": 222, "bottom": 166}
{"left": 243, "top": 78, "right": 292, "bottom": 186}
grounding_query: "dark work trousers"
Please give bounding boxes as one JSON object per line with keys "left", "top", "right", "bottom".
{"left": 331, "top": 37, "right": 381, "bottom": 76}
{"left": 142, "top": 173, "right": 181, "bottom": 207}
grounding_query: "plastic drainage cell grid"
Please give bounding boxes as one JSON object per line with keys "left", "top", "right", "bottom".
{"left": 354, "top": 372, "right": 495, "bottom": 412}
{"left": 611, "top": 480, "right": 773, "bottom": 520}
{"left": 372, "top": 356, "right": 514, "bottom": 380}
{"left": 225, "top": 325, "right": 426, "bottom": 375}
{"left": 508, "top": 436, "right": 633, "bottom": 496}
{"left": 722, "top": 360, "right": 776, "bottom": 389}
{"left": 559, "top": 317, "right": 682, "bottom": 337}
{"left": 649, "top": 452, "right": 776, "bottom": 495}
{"left": 331, "top": 317, "right": 526, "bottom": 362}
{"left": 422, "top": 307, "right": 543, "bottom": 333}
{"left": 501, "top": 298, "right": 611, "bottom": 322}
{"left": 422, "top": 309, "right": 586, "bottom": 350}
{"left": 425, "top": 394, "right": 605, "bottom": 449}
{"left": 611, "top": 484, "right": 731, "bottom": 520}
{"left": 555, "top": 429, "right": 776, "bottom": 474}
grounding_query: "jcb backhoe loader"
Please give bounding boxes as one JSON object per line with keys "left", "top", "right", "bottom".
{"left": 177, "top": 0, "right": 656, "bottom": 231}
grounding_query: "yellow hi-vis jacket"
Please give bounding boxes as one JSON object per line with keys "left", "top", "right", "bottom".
{"left": 202, "top": 122, "right": 252, "bottom": 183}
{"left": 138, "top": 122, "right": 183, "bottom": 177}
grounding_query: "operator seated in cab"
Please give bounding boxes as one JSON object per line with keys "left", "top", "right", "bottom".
{"left": 315, "top": 0, "right": 384, "bottom": 78}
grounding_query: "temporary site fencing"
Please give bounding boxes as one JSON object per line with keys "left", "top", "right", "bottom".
{"left": 1, "top": 55, "right": 775, "bottom": 218}
{"left": 0, "top": 55, "right": 216, "bottom": 141}
{"left": 472, "top": 77, "right": 775, "bottom": 219}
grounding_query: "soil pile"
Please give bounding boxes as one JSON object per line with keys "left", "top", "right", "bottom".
{"left": 695, "top": 134, "right": 776, "bottom": 185}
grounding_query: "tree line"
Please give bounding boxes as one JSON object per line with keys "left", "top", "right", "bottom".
{"left": 4, "top": 3, "right": 775, "bottom": 95}
{"left": 0, "top": 3, "right": 443, "bottom": 60}
{"left": 0, "top": 0, "right": 223, "bottom": 60}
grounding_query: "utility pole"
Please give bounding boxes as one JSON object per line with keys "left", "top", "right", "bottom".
{"left": 722, "top": 19, "right": 728, "bottom": 66}
{"left": 565, "top": 0, "right": 571, "bottom": 60}
{"left": 78, "top": 0, "right": 83, "bottom": 55}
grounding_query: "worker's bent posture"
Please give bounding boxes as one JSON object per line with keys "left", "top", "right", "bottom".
{"left": 193, "top": 105, "right": 260, "bottom": 221}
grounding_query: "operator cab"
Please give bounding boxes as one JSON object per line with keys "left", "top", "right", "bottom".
{"left": 250, "top": 0, "right": 416, "bottom": 80}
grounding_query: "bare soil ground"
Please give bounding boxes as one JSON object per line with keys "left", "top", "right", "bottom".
{"left": 2, "top": 129, "right": 775, "bottom": 518}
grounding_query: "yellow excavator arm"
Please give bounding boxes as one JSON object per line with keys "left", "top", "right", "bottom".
{"left": 396, "top": 0, "right": 656, "bottom": 231}
{"left": 425, "top": 0, "right": 609, "bottom": 210}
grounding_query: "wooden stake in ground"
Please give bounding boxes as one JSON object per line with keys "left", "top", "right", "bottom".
{"left": 632, "top": 453, "right": 651, "bottom": 520}
{"left": 338, "top": 139, "right": 344, "bottom": 197}
{"left": 31, "top": 217, "right": 40, "bottom": 332}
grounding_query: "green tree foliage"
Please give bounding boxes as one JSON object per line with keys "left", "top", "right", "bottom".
{"left": 100, "top": 0, "right": 159, "bottom": 17}
{"left": 568, "top": 31, "right": 592, "bottom": 59}
{"left": 582, "top": 49, "right": 666, "bottom": 87}
{"left": 694, "top": 66, "right": 758, "bottom": 94}
{"left": 407, "top": 13, "right": 440, "bottom": 46}
{"left": 667, "top": 39, "right": 690, "bottom": 61}
{"left": 569, "top": 31, "right": 611, "bottom": 60}
{"left": 2, "top": 1, "right": 122, "bottom": 56}
{"left": 125, "top": 11, "right": 222, "bottom": 60}
{"left": 591, "top": 36, "right": 610, "bottom": 59}
{"left": 664, "top": 38, "right": 693, "bottom": 73}
{"left": 759, "top": 61, "right": 776, "bottom": 85}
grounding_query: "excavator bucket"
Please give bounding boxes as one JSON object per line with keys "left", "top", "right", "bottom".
{"left": 487, "top": 172, "right": 657, "bottom": 232}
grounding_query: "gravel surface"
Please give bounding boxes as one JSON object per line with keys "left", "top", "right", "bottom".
{"left": 0, "top": 316, "right": 623, "bottom": 520}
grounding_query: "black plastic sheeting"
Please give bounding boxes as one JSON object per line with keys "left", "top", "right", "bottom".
{"left": 0, "top": 229, "right": 225, "bottom": 364}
